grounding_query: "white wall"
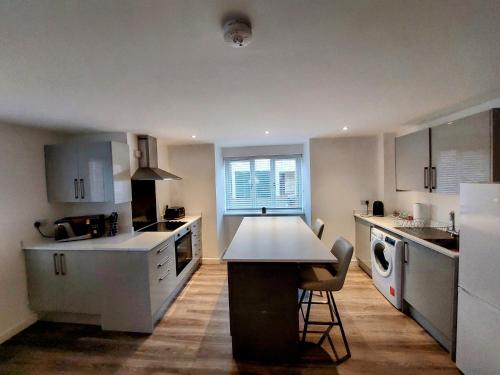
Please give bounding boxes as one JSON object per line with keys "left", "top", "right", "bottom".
{"left": 310, "top": 137, "right": 380, "bottom": 249}
{"left": 0, "top": 123, "right": 67, "bottom": 343}
{"left": 168, "top": 144, "right": 220, "bottom": 263}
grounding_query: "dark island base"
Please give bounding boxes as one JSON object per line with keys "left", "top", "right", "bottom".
{"left": 227, "top": 262, "right": 300, "bottom": 361}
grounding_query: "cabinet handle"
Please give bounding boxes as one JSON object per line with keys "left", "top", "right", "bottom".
{"left": 80, "top": 179, "right": 85, "bottom": 199}
{"left": 157, "top": 257, "right": 170, "bottom": 268}
{"left": 53, "top": 254, "right": 59, "bottom": 275}
{"left": 157, "top": 246, "right": 167, "bottom": 254}
{"left": 74, "top": 179, "right": 79, "bottom": 199}
{"left": 159, "top": 271, "right": 170, "bottom": 281}
{"left": 404, "top": 243, "right": 409, "bottom": 263}
{"left": 424, "top": 167, "right": 429, "bottom": 189}
{"left": 60, "top": 253, "right": 66, "bottom": 275}
{"left": 431, "top": 167, "right": 437, "bottom": 190}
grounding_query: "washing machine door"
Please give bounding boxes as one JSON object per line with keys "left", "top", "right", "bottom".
{"left": 371, "top": 239, "right": 393, "bottom": 277}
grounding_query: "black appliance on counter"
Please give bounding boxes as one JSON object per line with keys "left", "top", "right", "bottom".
{"left": 373, "top": 201, "right": 384, "bottom": 216}
{"left": 54, "top": 215, "right": 106, "bottom": 242}
{"left": 164, "top": 206, "right": 185, "bottom": 220}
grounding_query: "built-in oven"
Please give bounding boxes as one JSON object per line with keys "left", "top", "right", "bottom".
{"left": 175, "top": 225, "right": 192, "bottom": 276}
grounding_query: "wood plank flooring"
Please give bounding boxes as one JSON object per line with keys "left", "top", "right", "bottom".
{"left": 0, "top": 264, "right": 459, "bottom": 374}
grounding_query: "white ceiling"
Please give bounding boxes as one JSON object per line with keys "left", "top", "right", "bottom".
{"left": 1, "top": 0, "right": 500, "bottom": 146}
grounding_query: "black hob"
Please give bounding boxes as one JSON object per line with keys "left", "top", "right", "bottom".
{"left": 137, "top": 221, "right": 187, "bottom": 232}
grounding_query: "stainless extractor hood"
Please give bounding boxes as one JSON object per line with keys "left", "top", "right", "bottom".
{"left": 131, "top": 135, "right": 181, "bottom": 180}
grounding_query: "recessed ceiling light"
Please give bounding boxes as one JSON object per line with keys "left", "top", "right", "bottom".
{"left": 191, "top": 135, "right": 196, "bottom": 139}
{"left": 447, "top": 121, "right": 454, "bottom": 125}
{"left": 265, "top": 130, "right": 270, "bottom": 135}
{"left": 342, "top": 126, "right": 349, "bottom": 131}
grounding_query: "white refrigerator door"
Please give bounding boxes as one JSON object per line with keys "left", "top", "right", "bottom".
{"left": 459, "top": 183, "right": 500, "bottom": 309}
{"left": 456, "top": 288, "right": 500, "bottom": 375}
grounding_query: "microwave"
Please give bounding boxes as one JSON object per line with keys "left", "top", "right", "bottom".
{"left": 54, "top": 215, "right": 106, "bottom": 242}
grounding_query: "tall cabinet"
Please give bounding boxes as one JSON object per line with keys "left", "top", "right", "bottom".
{"left": 395, "top": 108, "right": 500, "bottom": 193}
{"left": 45, "top": 141, "right": 131, "bottom": 203}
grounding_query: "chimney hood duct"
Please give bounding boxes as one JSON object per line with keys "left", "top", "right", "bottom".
{"left": 131, "top": 135, "right": 181, "bottom": 181}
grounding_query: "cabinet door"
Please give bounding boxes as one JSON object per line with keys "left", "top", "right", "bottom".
{"left": 431, "top": 111, "right": 491, "bottom": 193}
{"left": 403, "top": 240, "right": 457, "bottom": 343}
{"left": 77, "top": 142, "right": 113, "bottom": 202}
{"left": 395, "top": 129, "right": 430, "bottom": 192}
{"left": 354, "top": 219, "right": 372, "bottom": 274}
{"left": 59, "top": 252, "right": 100, "bottom": 314}
{"left": 24, "top": 250, "right": 63, "bottom": 311}
{"left": 45, "top": 144, "right": 80, "bottom": 202}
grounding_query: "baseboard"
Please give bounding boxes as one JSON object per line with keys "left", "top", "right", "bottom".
{"left": 0, "top": 314, "right": 38, "bottom": 344}
{"left": 201, "top": 257, "right": 221, "bottom": 264}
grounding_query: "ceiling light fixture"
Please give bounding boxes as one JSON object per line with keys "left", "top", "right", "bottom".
{"left": 342, "top": 126, "right": 349, "bottom": 131}
{"left": 191, "top": 135, "right": 196, "bottom": 139}
{"left": 265, "top": 130, "right": 270, "bottom": 135}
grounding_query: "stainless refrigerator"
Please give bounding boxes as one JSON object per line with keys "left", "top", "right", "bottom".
{"left": 457, "top": 183, "right": 500, "bottom": 375}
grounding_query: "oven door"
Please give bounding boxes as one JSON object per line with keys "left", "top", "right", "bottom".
{"left": 175, "top": 229, "right": 193, "bottom": 276}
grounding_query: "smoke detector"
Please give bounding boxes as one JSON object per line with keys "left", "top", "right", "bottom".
{"left": 223, "top": 19, "right": 252, "bottom": 48}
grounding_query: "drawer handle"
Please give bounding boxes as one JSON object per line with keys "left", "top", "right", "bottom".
{"left": 157, "top": 258, "right": 170, "bottom": 268}
{"left": 157, "top": 246, "right": 167, "bottom": 254}
{"left": 159, "top": 271, "right": 170, "bottom": 281}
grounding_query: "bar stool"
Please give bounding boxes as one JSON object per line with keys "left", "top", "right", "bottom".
{"left": 310, "top": 218, "right": 326, "bottom": 297}
{"left": 298, "top": 237, "right": 353, "bottom": 363}
{"left": 311, "top": 218, "right": 325, "bottom": 240}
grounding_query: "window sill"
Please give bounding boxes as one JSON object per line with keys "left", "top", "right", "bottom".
{"left": 224, "top": 210, "right": 305, "bottom": 217}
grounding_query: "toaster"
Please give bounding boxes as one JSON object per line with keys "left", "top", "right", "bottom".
{"left": 163, "top": 206, "right": 185, "bottom": 220}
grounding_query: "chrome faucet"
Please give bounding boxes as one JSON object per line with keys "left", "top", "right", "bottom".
{"left": 448, "top": 211, "right": 460, "bottom": 237}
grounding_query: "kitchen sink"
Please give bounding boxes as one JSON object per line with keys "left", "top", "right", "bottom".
{"left": 394, "top": 227, "right": 459, "bottom": 251}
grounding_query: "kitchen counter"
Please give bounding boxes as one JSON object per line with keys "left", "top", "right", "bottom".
{"left": 223, "top": 216, "right": 336, "bottom": 263}
{"left": 23, "top": 216, "right": 201, "bottom": 252}
{"left": 353, "top": 214, "right": 459, "bottom": 259}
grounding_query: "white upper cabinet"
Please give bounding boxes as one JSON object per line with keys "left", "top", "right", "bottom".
{"left": 431, "top": 111, "right": 491, "bottom": 193}
{"left": 45, "top": 141, "right": 132, "bottom": 203}
{"left": 395, "top": 129, "right": 430, "bottom": 192}
{"left": 395, "top": 109, "right": 500, "bottom": 193}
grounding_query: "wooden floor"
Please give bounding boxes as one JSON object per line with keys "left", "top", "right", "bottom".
{"left": 0, "top": 264, "right": 459, "bottom": 374}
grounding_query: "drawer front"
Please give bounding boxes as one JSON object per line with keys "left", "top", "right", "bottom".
{"left": 192, "top": 240, "right": 202, "bottom": 259}
{"left": 153, "top": 239, "right": 174, "bottom": 261}
{"left": 149, "top": 240, "right": 175, "bottom": 314}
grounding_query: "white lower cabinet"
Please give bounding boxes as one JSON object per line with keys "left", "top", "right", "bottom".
{"left": 25, "top": 250, "right": 100, "bottom": 315}
{"left": 24, "top": 219, "right": 202, "bottom": 333}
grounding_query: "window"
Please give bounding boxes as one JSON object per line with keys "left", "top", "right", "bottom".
{"left": 224, "top": 155, "right": 303, "bottom": 212}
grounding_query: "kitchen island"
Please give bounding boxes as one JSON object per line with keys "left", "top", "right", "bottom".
{"left": 223, "top": 216, "right": 336, "bottom": 361}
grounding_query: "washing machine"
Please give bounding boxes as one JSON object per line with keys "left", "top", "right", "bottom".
{"left": 370, "top": 228, "right": 404, "bottom": 309}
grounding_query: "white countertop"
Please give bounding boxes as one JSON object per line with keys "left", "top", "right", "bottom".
{"left": 23, "top": 216, "right": 201, "bottom": 252}
{"left": 353, "top": 214, "right": 459, "bottom": 259}
{"left": 223, "top": 216, "right": 337, "bottom": 263}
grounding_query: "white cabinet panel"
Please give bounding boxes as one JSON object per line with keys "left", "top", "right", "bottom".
{"left": 395, "top": 129, "right": 430, "bottom": 192}
{"left": 457, "top": 288, "right": 500, "bottom": 375}
{"left": 45, "top": 141, "right": 131, "bottom": 203}
{"left": 45, "top": 144, "right": 80, "bottom": 202}
{"left": 25, "top": 250, "right": 63, "bottom": 311}
{"left": 431, "top": 111, "right": 491, "bottom": 193}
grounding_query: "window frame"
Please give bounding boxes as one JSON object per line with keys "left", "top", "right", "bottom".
{"left": 224, "top": 154, "right": 304, "bottom": 213}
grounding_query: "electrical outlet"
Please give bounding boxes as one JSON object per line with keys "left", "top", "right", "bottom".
{"left": 33, "top": 219, "right": 47, "bottom": 227}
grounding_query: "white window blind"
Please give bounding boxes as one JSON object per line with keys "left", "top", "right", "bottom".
{"left": 224, "top": 155, "right": 303, "bottom": 211}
